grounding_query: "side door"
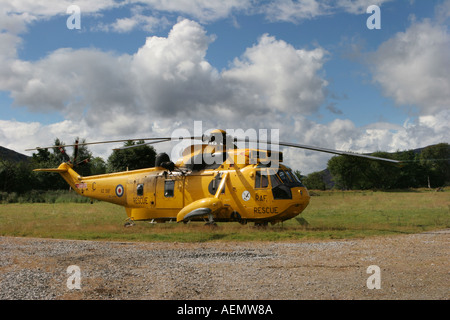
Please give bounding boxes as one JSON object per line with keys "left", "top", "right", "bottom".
{"left": 127, "top": 175, "right": 156, "bottom": 208}
{"left": 155, "top": 173, "right": 184, "bottom": 209}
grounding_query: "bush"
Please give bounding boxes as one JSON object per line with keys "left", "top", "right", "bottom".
{"left": 0, "top": 190, "right": 92, "bottom": 204}
{"left": 0, "top": 192, "right": 19, "bottom": 203}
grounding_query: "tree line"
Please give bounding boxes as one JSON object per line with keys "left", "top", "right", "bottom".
{"left": 301, "top": 143, "right": 449, "bottom": 190}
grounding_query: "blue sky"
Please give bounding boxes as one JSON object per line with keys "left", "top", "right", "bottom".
{"left": 0, "top": 0, "right": 449, "bottom": 173}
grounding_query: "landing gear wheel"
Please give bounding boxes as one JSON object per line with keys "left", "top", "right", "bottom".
{"left": 124, "top": 219, "right": 135, "bottom": 227}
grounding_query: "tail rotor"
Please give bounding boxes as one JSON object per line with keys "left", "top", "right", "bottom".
{"left": 55, "top": 138, "right": 91, "bottom": 169}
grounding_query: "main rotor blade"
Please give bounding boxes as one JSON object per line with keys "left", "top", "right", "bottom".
{"left": 25, "top": 136, "right": 204, "bottom": 151}
{"left": 277, "top": 141, "right": 401, "bottom": 164}
{"left": 25, "top": 138, "right": 170, "bottom": 151}
{"left": 113, "top": 139, "right": 172, "bottom": 150}
{"left": 112, "top": 136, "right": 207, "bottom": 151}
{"left": 233, "top": 137, "right": 401, "bottom": 164}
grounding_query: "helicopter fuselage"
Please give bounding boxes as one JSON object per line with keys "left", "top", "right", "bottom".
{"left": 50, "top": 146, "right": 310, "bottom": 225}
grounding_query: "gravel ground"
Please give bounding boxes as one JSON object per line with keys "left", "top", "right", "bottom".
{"left": 0, "top": 230, "right": 448, "bottom": 300}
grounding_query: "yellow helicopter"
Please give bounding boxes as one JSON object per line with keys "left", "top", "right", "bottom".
{"left": 28, "top": 129, "right": 400, "bottom": 227}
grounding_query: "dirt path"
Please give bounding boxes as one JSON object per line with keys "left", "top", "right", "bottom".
{"left": 0, "top": 230, "right": 448, "bottom": 300}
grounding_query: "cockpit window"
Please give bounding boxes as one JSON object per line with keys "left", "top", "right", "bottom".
{"left": 269, "top": 171, "right": 282, "bottom": 188}
{"left": 271, "top": 168, "right": 304, "bottom": 188}
{"left": 286, "top": 170, "right": 304, "bottom": 187}
{"left": 260, "top": 167, "right": 304, "bottom": 199}
{"left": 277, "top": 170, "right": 289, "bottom": 184}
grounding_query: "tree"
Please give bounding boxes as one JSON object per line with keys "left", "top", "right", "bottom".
{"left": 303, "top": 171, "right": 327, "bottom": 190}
{"left": 362, "top": 152, "right": 400, "bottom": 189}
{"left": 90, "top": 157, "right": 107, "bottom": 175}
{"left": 327, "top": 155, "right": 370, "bottom": 190}
{"left": 420, "top": 143, "right": 450, "bottom": 188}
{"left": 107, "top": 141, "right": 156, "bottom": 172}
{"left": 393, "top": 150, "right": 425, "bottom": 188}
{"left": 326, "top": 145, "right": 450, "bottom": 190}
{"left": 293, "top": 170, "right": 305, "bottom": 182}
{"left": 31, "top": 140, "right": 68, "bottom": 190}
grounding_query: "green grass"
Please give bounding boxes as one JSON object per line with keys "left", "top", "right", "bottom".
{"left": 0, "top": 189, "right": 448, "bottom": 242}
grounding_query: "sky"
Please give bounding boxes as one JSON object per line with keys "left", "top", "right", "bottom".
{"left": 0, "top": 0, "right": 449, "bottom": 174}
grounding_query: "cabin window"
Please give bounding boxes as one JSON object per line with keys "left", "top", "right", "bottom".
{"left": 136, "top": 184, "right": 144, "bottom": 196}
{"left": 254, "top": 169, "right": 269, "bottom": 189}
{"left": 164, "top": 180, "right": 175, "bottom": 198}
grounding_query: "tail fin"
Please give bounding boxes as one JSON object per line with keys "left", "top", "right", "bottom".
{"left": 34, "top": 163, "right": 82, "bottom": 191}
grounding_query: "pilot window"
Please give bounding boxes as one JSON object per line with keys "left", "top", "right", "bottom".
{"left": 164, "top": 180, "right": 175, "bottom": 197}
{"left": 254, "top": 170, "right": 269, "bottom": 188}
{"left": 268, "top": 169, "right": 281, "bottom": 188}
{"left": 286, "top": 170, "right": 304, "bottom": 187}
{"left": 137, "top": 184, "right": 144, "bottom": 196}
{"left": 277, "top": 170, "right": 289, "bottom": 184}
{"left": 268, "top": 169, "right": 292, "bottom": 200}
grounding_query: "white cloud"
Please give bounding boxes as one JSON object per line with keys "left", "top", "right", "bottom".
{"left": 370, "top": 19, "right": 450, "bottom": 115}
{"left": 4, "top": 48, "right": 135, "bottom": 118}
{"left": 96, "top": 10, "right": 170, "bottom": 33}
{"left": 0, "top": 0, "right": 118, "bottom": 34}
{"left": 0, "top": 119, "right": 87, "bottom": 154}
{"left": 128, "top": 0, "right": 252, "bottom": 23}
{"left": 260, "top": 0, "right": 393, "bottom": 23}
{"left": 263, "top": 0, "right": 330, "bottom": 22}
{"left": 335, "top": 0, "right": 392, "bottom": 14}
{"left": 0, "top": 18, "right": 329, "bottom": 162}
{"left": 223, "top": 34, "right": 328, "bottom": 115}
{"left": 111, "top": 16, "right": 141, "bottom": 33}
{"left": 1, "top": 18, "right": 329, "bottom": 129}
{"left": 0, "top": 0, "right": 399, "bottom": 38}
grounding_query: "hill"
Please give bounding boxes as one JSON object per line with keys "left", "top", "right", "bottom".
{"left": 0, "top": 146, "right": 29, "bottom": 163}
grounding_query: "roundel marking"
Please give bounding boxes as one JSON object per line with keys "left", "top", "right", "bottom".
{"left": 115, "top": 184, "right": 124, "bottom": 197}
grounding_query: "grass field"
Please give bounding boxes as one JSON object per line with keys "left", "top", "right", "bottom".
{"left": 0, "top": 189, "right": 448, "bottom": 242}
